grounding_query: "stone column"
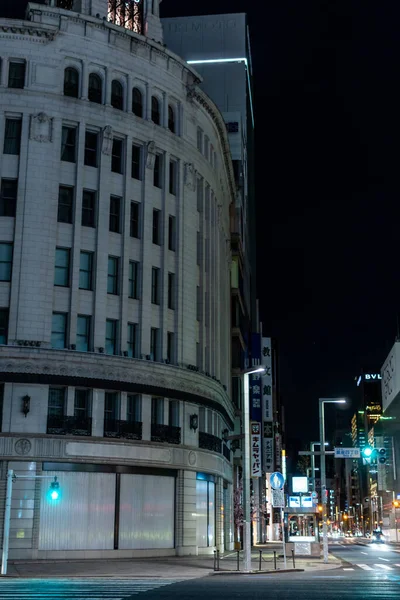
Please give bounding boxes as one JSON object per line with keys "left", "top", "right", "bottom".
{"left": 224, "top": 482, "right": 234, "bottom": 551}
{"left": 176, "top": 469, "right": 198, "bottom": 556}
{"left": 0, "top": 57, "right": 8, "bottom": 86}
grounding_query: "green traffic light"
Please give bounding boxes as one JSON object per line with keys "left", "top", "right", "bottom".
{"left": 48, "top": 477, "right": 60, "bottom": 501}
{"left": 362, "top": 447, "right": 373, "bottom": 458}
{"left": 50, "top": 490, "right": 59, "bottom": 500}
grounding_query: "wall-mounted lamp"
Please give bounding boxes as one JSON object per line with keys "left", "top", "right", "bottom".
{"left": 189, "top": 414, "right": 198, "bottom": 431}
{"left": 22, "top": 395, "right": 31, "bottom": 417}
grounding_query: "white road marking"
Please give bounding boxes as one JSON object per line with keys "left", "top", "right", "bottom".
{"left": 357, "top": 564, "right": 373, "bottom": 570}
{"left": 343, "top": 568, "right": 354, "bottom": 571}
{"left": 361, "top": 551, "right": 368, "bottom": 555}
{"left": 379, "top": 557, "right": 390, "bottom": 561}
{"left": 374, "top": 563, "right": 393, "bottom": 570}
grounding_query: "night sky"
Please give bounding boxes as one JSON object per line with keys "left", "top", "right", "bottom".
{"left": 161, "top": 1, "right": 400, "bottom": 450}
{"left": 6, "top": 1, "right": 400, "bottom": 453}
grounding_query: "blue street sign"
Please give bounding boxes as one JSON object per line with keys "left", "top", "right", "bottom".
{"left": 270, "top": 472, "right": 285, "bottom": 490}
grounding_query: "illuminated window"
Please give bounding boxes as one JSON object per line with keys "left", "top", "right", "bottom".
{"left": 108, "top": 0, "right": 144, "bottom": 34}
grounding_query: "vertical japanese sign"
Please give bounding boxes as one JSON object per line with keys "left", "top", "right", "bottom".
{"left": 251, "top": 422, "right": 262, "bottom": 477}
{"left": 275, "top": 433, "right": 282, "bottom": 469}
{"left": 250, "top": 333, "right": 262, "bottom": 422}
{"left": 262, "top": 337, "right": 274, "bottom": 471}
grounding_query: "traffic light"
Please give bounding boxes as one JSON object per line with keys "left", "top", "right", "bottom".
{"left": 362, "top": 446, "right": 373, "bottom": 459}
{"left": 48, "top": 476, "right": 60, "bottom": 501}
{"left": 378, "top": 448, "right": 387, "bottom": 464}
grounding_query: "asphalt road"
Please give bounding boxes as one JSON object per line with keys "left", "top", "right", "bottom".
{"left": 1, "top": 543, "right": 400, "bottom": 600}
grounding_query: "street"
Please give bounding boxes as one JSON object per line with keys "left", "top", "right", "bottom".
{"left": 1, "top": 543, "right": 400, "bottom": 600}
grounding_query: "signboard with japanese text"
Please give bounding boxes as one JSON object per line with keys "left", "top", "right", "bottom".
{"left": 261, "top": 337, "right": 273, "bottom": 472}
{"left": 275, "top": 433, "right": 282, "bottom": 469}
{"left": 251, "top": 422, "right": 262, "bottom": 477}
{"left": 261, "top": 337, "right": 273, "bottom": 422}
{"left": 271, "top": 488, "right": 285, "bottom": 508}
{"left": 250, "top": 333, "right": 262, "bottom": 422}
{"left": 301, "top": 496, "right": 313, "bottom": 508}
{"left": 334, "top": 447, "right": 361, "bottom": 459}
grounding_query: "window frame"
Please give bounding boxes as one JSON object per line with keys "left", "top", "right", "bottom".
{"left": 111, "top": 138, "right": 124, "bottom": 174}
{"left": 63, "top": 66, "right": 79, "bottom": 98}
{"left": 131, "top": 144, "right": 142, "bottom": 180}
{"left": 74, "top": 388, "right": 92, "bottom": 418}
{"left": 48, "top": 387, "right": 66, "bottom": 418}
{"left": 0, "top": 178, "right": 17, "bottom": 218}
{"left": 79, "top": 251, "right": 93, "bottom": 291}
{"left": 107, "top": 256, "right": 119, "bottom": 295}
{"left": 132, "top": 87, "right": 143, "bottom": 117}
{"left": 57, "top": 185, "right": 74, "bottom": 224}
{"left": 127, "top": 322, "right": 138, "bottom": 358}
{"left": 167, "top": 272, "right": 175, "bottom": 310}
{"left": 105, "top": 318, "right": 119, "bottom": 355}
{"left": 153, "top": 154, "right": 162, "bottom": 188}
{"left": 168, "top": 104, "right": 176, "bottom": 133}
{"left": 151, "top": 267, "right": 160, "bottom": 305}
{"left": 169, "top": 160, "right": 177, "bottom": 195}
{"left": 111, "top": 79, "right": 124, "bottom": 110}
{"left": 54, "top": 247, "right": 70, "bottom": 287}
{"left": 3, "top": 118, "right": 22, "bottom": 155}
{"left": 109, "top": 195, "right": 121, "bottom": 233}
{"left": 81, "top": 189, "right": 96, "bottom": 227}
{"left": 76, "top": 314, "right": 91, "bottom": 352}
{"left": 127, "top": 394, "right": 141, "bottom": 422}
{"left": 84, "top": 130, "right": 98, "bottom": 167}
{"left": 60, "top": 125, "right": 77, "bottom": 163}
{"left": 8, "top": 61, "right": 25, "bottom": 89}
{"left": 0, "top": 308, "right": 9, "bottom": 345}
{"left": 130, "top": 201, "right": 140, "bottom": 238}
{"left": 152, "top": 209, "right": 161, "bottom": 245}
{"left": 151, "top": 95, "right": 161, "bottom": 125}
{"left": 168, "top": 215, "right": 176, "bottom": 252}
{"left": 150, "top": 327, "right": 159, "bottom": 361}
{"left": 128, "top": 260, "right": 139, "bottom": 299}
{"left": 88, "top": 73, "right": 103, "bottom": 104}
{"left": 51, "top": 312, "right": 68, "bottom": 349}
{"left": 0, "top": 242, "right": 13, "bottom": 282}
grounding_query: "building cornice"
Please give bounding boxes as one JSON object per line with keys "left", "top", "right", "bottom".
{"left": 0, "top": 18, "right": 57, "bottom": 42}
{"left": 0, "top": 347, "right": 235, "bottom": 426}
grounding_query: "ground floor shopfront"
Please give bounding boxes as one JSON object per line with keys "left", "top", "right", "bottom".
{"left": 0, "top": 455, "right": 233, "bottom": 559}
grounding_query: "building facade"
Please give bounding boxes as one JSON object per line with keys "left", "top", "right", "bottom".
{"left": 0, "top": 0, "right": 236, "bottom": 559}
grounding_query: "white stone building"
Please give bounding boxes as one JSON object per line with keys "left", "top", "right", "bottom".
{"left": 0, "top": 0, "right": 235, "bottom": 559}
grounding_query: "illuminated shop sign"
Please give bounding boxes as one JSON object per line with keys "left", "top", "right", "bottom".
{"left": 357, "top": 374, "right": 382, "bottom": 386}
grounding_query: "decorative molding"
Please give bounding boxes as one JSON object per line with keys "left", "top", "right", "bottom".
{"left": 29, "top": 113, "right": 53, "bottom": 143}
{"left": 101, "top": 125, "right": 113, "bottom": 155}
{"left": 14, "top": 439, "right": 32, "bottom": 456}
{"left": 183, "top": 162, "right": 197, "bottom": 192}
{"left": 146, "top": 140, "right": 156, "bottom": 169}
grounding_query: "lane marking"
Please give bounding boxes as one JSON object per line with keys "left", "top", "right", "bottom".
{"left": 357, "top": 564, "right": 373, "bottom": 570}
{"left": 379, "top": 557, "right": 390, "bottom": 561}
{"left": 374, "top": 563, "right": 393, "bottom": 570}
{"left": 343, "top": 568, "right": 354, "bottom": 571}
{"left": 361, "top": 552, "right": 368, "bottom": 555}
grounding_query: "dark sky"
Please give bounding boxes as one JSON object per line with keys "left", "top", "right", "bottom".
{"left": 161, "top": 1, "right": 400, "bottom": 449}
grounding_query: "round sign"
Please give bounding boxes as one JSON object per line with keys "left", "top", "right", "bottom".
{"left": 269, "top": 472, "right": 285, "bottom": 490}
{"left": 311, "top": 491, "right": 318, "bottom": 498}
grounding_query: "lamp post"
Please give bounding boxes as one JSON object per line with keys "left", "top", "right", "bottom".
{"left": 319, "top": 398, "right": 346, "bottom": 564}
{"left": 242, "top": 366, "right": 266, "bottom": 572}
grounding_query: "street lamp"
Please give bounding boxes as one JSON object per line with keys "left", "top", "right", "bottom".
{"left": 319, "top": 398, "right": 346, "bottom": 563}
{"left": 242, "top": 366, "right": 266, "bottom": 572}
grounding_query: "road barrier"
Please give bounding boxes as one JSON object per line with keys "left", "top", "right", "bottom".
{"left": 213, "top": 548, "right": 289, "bottom": 572}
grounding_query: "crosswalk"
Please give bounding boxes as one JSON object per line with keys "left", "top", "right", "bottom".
{"left": 349, "top": 563, "right": 400, "bottom": 572}
{"left": 0, "top": 577, "right": 184, "bottom": 599}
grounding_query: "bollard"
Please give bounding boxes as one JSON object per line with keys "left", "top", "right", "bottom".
{"left": 273, "top": 550, "right": 277, "bottom": 570}
{"left": 217, "top": 549, "right": 220, "bottom": 571}
{"left": 292, "top": 549, "right": 295, "bottom": 569}
{"left": 213, "top": 550, "right": 217, "bottom": 571}
{"left": 259, "top": 549, "right": 262, "bottom": 571}
{"left": 237, "top": 550, "right": 240, "bottom": 571}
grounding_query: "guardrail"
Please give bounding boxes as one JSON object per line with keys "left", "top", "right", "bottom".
{"left": 213, "top": 548, "right": 296, "bottom": 572}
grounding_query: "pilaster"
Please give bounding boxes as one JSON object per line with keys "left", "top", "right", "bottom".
{"left": 176, "top": 469, "right": 198, "bottom": 555}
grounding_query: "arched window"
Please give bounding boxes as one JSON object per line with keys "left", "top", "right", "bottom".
{"left": 111, "top": 80, "right": 124, "bottom": 110}
{"left": 168, "top": 105, "right": 175, "bottom": 133}
{"left": 64, "top": 67, "right": 79, "bottom": 98}
{"left": 151, "top": 96, "right": 160, "bottom": 125}
{"left": 88, "top": 73, "right": 102, "bottom": 104}
{"left": 132, "top": 87, "right": 143, "bottom": 117}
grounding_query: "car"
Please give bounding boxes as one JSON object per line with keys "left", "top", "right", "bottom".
{"left": 371, "top": 531, "right": 385, "bottom": 543}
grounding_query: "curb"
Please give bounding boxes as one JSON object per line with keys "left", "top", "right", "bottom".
{"left": 211, "top": 569, "right": 304, "bottom": 576}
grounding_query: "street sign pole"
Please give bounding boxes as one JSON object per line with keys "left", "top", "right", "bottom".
{"left": 281, "top": 508, "right": 287, "bottom": 568}
{"left": 1, "top": 470, "right": 14, "bottom": 576}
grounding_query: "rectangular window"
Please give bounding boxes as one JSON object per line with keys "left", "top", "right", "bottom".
{"left": 197, "top": 177, "right": 203, "bottom": 212}
{"left": 167, "top": 331, "right": 174, "bottom": 364}
{"left": 168, "top": 272, "right": 175, "bottom": 310}
{"left": 127, "top": 322, "right": 138, "bottom": 358}
{"left": 54, "top": 247, "right": 70, "bottom": 287}
{"left": 207, "top": 410, "right": 213, "bottom": 434}
{"left": 3, "top": 119, "right": 22, "bottom": 155}
{"left": 109, "top": 195, "right": 121, "bottom": 233}
{"left": 61, "top": 126, "right": 76, "bottom": 162}
{"left": 58, "top": 185, "right": 74, "bottom": 224}
{"left": 79, "top": 251, "right": 93, "bottom": 290}
{"left": 131, "top": 144, "right": 142, "bottom": 180}
{"left": 74, "top": 389, "right": 91, "bottom": 418}
{"left": 169, "top": 160, "right": 177, "bottom": 195}
{"left": 0, "top": 308, "right": 9, "bottom": 345}
{"left": 168, "top": 215, "right": 176, "bottom": 251}
{"left": 51, "top": 312, "right": 67, "bottom": 349}
{"left": 104, "top": 392, "right": 120, "bottom": 422}
{"left": 127, "top": 394, "right": 141, "bottom": 422}
{"left": 76, "top": 315, "right": 91, "bottom": 352}
{"left": 0, "top": 243, "right": 13, "bottom": 282}
{"left": 151, "top": 267, "right": 160, "bottom": 305}
{"left": 8, "top": 61, "right": 25, "bottom": 89}
{"left": 197, "top": 127, "right": 203, "bottom": 152}
{"left": 105, "top": 319, "right": 118, "bottom": 355}
{"left": 197, "top": 231, "right": 201, "bottom": 265}
{"left": 84, "top": 130, "right": 98, "bottom": 167}
{"left": 111, "top": 138, "right": 123, "bottom": 173}
{"left": 204, "top": 135, "right": 209, "bottom": 160}
{"left": 153, "top": 154, "right": 162, "bottom": 188}
{"left": 128, "top": 261, "right": 139, "bottom": 299}
{"left": 107, "top": 256, "right": 119, "bottom": 295}
{"left": 152, "top": 209, "right": 161, "bottom": 245}
{"left": 196, "top": 286, "right": 201, "bottom": 321}
{"left": 151, "top": 397, "right": 164, "bottom": 425}
{"left": 48, "top": 388, "right": 66, "bottom": 417}
{"left": 199, "top": 407, "right": 205, "bottom": 432}
{"left": 81, "top": 189, "right": 96, "bottom": 227}
{"left": 130, "top": 201, "right": 140, "bottom": 238}
{"left": 169, "top": 400, "right": 180, "bottom": 427}
{"left": 0, "top": 179, "right": 17, "bottom": 217}
{"left": 150, "top": 327, "right": 159, "bottom": 361}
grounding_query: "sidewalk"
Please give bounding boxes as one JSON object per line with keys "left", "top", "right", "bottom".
{"left": 3, "top": 549, "right": 343, "bottom": 579}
